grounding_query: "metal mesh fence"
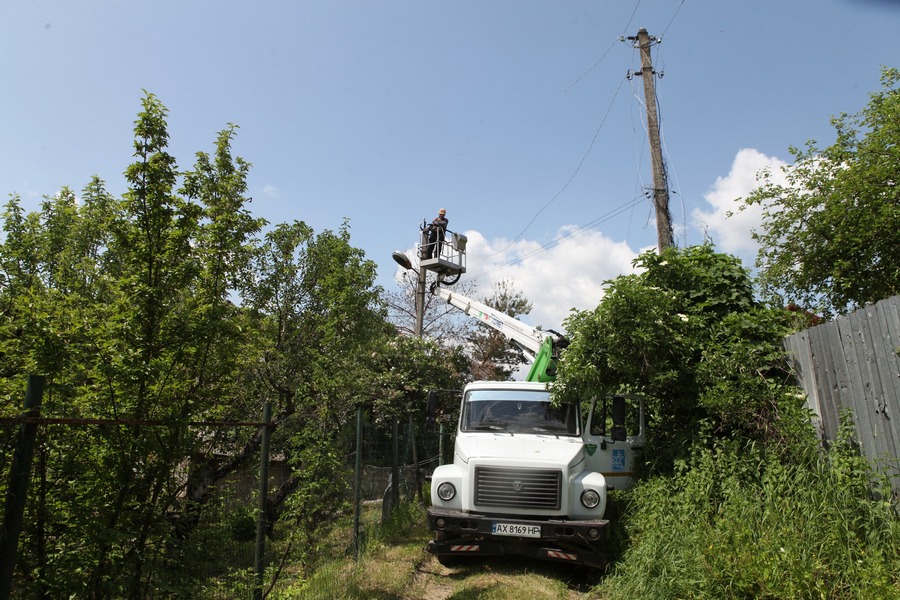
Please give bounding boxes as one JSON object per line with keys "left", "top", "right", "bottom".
{"left": 1, "top": 407, "right": 454, "bottom": 599}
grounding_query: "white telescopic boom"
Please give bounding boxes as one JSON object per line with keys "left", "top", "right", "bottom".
{"left": 435, "top": 287, "right": 550, "bottom": 359}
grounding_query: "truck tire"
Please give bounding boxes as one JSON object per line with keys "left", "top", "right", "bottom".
{"left": 436, "top": 554, "right": 468, "bottom": 568}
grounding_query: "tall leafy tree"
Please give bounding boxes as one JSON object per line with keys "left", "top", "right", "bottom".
{"left": 0, "top": 91, "right": 426, "bottom": 598}
{"left": 741, "top": 66, "right": 900, "bottom": 317}
{"left": 555, "top": 245, "right": 796, "bottom": 472}
{"left": 83, "top": 92, "right": 204, "bottom": 597}
{"left": 0, "top": 93, "right": 269, "bottom": 598}
{"left": 0, "top": 195, "right": 46, "bottom": 384}
{"left": 236, "top": 220, "right": 391, "bottom": 539}
{"left": 0, "top": 181, "right": 124, "bottom": 597}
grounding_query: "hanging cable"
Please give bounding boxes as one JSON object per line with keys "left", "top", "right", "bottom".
{"left": 484, "top": 77, "right": 628, "bottom": 259}
{"left": 661, "top": 0, "right": 686, "bottom": 39}
{"left": 565, "top": 38, "right": 618, "bottom": 94}
{"left": 467, "top": 193, "right": 647, "bottom": 283}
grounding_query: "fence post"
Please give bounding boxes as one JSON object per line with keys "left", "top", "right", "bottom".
{"left": 439, "top": 423, "right": 445, "bottom": 466}
{"left": 254, "top": 401, "right": 272, "bottom": 600}
{"left": 391, "top": 417, "right": 400, "bottom": 512}
{"left": 353, "top": 406, "right": 363, "bottom": 558}
{"left": 407, "top": 415, "right": 423, "bottom": 504}
{"left": 0, "top": 375, "right": 45, "bottom": 600}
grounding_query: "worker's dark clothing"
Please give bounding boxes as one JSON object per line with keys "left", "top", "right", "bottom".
{"left": 426, "top": 215, "right": 448, "bottom": 259}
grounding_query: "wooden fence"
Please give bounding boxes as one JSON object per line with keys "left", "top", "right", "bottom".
{"left": 784, "top": 295, "right": 900, "bottom": 494}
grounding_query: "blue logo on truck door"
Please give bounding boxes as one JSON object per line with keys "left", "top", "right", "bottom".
{"left": 612, "top": 449, "right": 625, "bottom": 471}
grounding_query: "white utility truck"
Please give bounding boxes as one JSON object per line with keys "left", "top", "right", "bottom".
{"left": 425, "top": 287, "right": 645, "bottom": 568}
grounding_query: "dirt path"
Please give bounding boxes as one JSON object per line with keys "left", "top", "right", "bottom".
{"left": 410, "top": 554, "right": 602, "bottom": 600}
{"left": 412, "top": 559, "right": 456, "bottom": 600}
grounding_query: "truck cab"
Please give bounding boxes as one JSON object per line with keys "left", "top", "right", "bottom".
{"left": 426, "top": 381, "right": 643, "bottom": 568}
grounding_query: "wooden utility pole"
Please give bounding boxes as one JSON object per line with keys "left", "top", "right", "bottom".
{"left": 630, "top": 28, "right": 674, "bottom": 251}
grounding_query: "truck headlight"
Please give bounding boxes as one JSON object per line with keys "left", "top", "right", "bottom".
{"left": 437, "top": 482, "right": 456, "bottom": 501}
{"left": 580, "top": 489, "right": 601, "bottom": 509}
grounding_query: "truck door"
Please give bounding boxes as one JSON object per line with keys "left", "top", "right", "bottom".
{"left": 582, "top": 395, "right": 645, "bottom": 491}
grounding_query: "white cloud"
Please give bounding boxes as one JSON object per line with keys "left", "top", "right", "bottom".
{"left": 261, "top": 184, "right": 279, "bottom": 196}
{"left": 461, "top": 228, "right": 640, "bottom": 330}
{"left": 692, "top": 148, "right": 788, "bottom": 262}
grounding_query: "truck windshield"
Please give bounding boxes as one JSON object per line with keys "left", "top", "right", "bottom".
{"left": 461, "top": 389, "right": 579, "bottom": 435}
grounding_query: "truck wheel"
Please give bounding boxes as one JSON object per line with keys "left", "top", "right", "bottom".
{"left": 436, "top": 554, "right": 468, "bottom": 568}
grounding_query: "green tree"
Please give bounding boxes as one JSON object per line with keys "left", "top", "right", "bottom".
{"left": 237, "top": 220, "right": 392, "bottom": 546}
{"left": 366, "top": 335, "right": 467, "bottom": 421}
{"left": 0, "top": 97, "right": 188, "bottom": 593}
{"left": 0, "top": 180, "right": 125, "bottom": 597}
{"left": 3, "top": 93, "right": 269, "bottom": 597}
{"left": 78, "top": 92, "right": 211, "bottom": 597}
{"left": 741, "top": 66, "right": 900, "bottom": 317}
{"left": 1, "top": 92, "right": 431, "bottom": 598}
{"left": 555, "top": 245, "right": 797, "bottom": 472}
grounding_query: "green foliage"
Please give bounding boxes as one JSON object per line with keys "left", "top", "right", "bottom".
{"left": 277, "top": 428, "right": 352, "bottom": 572}
{"left": 366, "top": 335, "right": 466, "bottom": 420}
{"left": 551, "top": 216, "right": 898, "bottom": 598}
{"left": 0, "top": 92, "right": 443, "bottom": 598}
{"left": 741, "top": 66, "right": 900, "bottom": 317}
{"left": 599, "top": 421, "right": 900, "bottom": 599}
{"left": 695, "top": 308, "right": 795, "bottom": 437}
{"left": 556, "top": 244, "right": 798, "bottom": 472}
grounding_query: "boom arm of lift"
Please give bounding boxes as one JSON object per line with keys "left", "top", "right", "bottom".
{"left": 433, "top": 286, "right": 566, "bottom": 383}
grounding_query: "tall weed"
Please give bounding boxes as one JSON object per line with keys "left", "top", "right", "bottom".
{"left": 599, "top": 419, "right": 899, "bottom": 599}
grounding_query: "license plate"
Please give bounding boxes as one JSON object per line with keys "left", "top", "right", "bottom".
{"left": 492, "top": 522, "right": 542, "bottom": 538}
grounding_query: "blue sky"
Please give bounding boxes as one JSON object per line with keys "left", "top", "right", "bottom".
{"left": 2, "top": 1, "right": 898, "bottom": 328}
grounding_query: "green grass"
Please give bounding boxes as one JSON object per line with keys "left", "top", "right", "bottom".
{"left": 596, "top": 436, "right": 900, "bottom": 600}
{"left": 264, "top": 500, "right": 431, "bottom": 599}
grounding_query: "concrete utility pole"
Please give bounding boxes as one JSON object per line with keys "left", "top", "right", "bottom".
{"left": 629, "top": 28, "right": 674, "bottom": 251}
{"left": 414, "top": 249, "right": 427, "bottom": 337}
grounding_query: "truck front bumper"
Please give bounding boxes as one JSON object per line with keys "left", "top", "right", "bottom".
{"left": 426, "top": 508, "right": 609, "bottom": 568}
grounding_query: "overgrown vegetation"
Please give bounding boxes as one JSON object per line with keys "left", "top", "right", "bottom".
{"left": 550, "top": 69, "right": 900, "bottom": 594}
{"left": 555, "top": 245, "right": 899, "bottom": 598}
{"left": 556, "top": 245, "right": 799, "bottom": 473}
{"left": 599, "top": 419, "right": 898, "bottom": 599}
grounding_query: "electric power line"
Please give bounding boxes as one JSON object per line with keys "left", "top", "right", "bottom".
{"left": 661, "top": 0, "right": 686, "bottom": 39}
{"left": 485, "top": 76, "right": 628, "bottom": 259}
{"left": 565, "top": 38, "right": 619, "bottom": 94}
{"left": 468, "top": 193, "right": 647, "bottom": 283}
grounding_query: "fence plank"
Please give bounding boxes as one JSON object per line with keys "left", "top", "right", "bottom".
{"left": 785, "top": 295, "right": 900, "bottom": 494}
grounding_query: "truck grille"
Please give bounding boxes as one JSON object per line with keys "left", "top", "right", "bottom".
{"left": 474, "top": 466, "right": 561, "bottom": 510}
